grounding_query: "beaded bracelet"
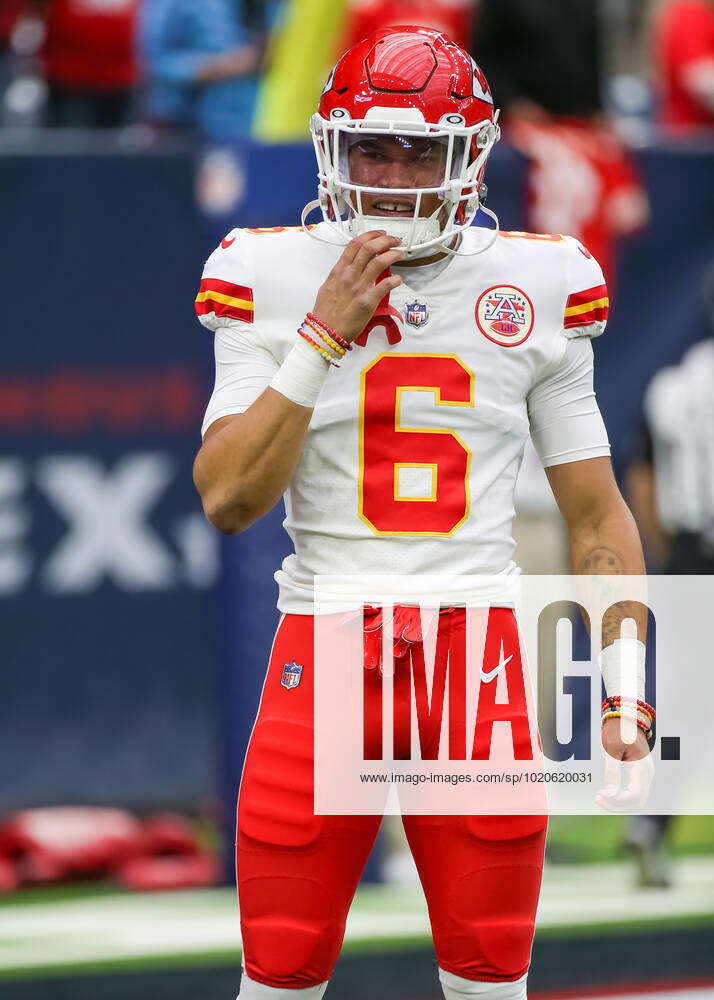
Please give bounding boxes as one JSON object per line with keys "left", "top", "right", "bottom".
{"left": 603, "top": 708, "right": 654, "bottom": 733}
{"left": 300, "top": 319, "right": 344, "bottom": 361}
{"left": 601, "top": 710, "right": 652, "bottom": 736}
{"left": 606, "top": 707, "right": 653, "bottom": 728}
{"left": 306, "top": 312, "right": 352, "bottom": 352}
{"left": 298, "top": 327, "right": 341, "bottom": 367}
{"left": 304, "top": 316, "right": 346, "bottom": 358}
{"left": 602, "top": 695, "right": 655, "bottom": 721}
{"left": 601, "top": 694, "right": 655, "bottom": 738}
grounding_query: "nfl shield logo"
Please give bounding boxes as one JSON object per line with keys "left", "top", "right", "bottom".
{"left": 281, "top": 661, "right": 303, "bottom": 690}
{"left": 405, "top": 300, "right": 429, "bottom": 328}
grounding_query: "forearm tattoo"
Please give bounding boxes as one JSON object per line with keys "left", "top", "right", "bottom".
{"left": 576, "top": 546, "right": 645, "bottom": 646}
{"left": 577, "top": 547, "right": 623, "bottom": 575}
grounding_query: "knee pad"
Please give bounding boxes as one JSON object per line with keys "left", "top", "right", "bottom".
{"left": 442, "top": 861, "right": 543, "bottom": 978}
{"left": 439, "top": 969, "right": 527, "bottom": 1000}
{"left": 436, "top": 817, "right": 545, "bottom": 979}
{"left": 239, "top": 874, "right": 342, "bottom": 987}
{"left": 238, "top": 970, "right": 328, "bottom": 999}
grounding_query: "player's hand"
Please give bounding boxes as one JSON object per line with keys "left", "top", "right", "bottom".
{"left": 312, "top": 231, "right": 405, "bottom": 343}
{"left": 596, "top": 717, "right": 654, "bottom": 813}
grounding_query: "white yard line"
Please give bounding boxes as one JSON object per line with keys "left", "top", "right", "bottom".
{"left": 0, "top": 858, "right": 712, "bottom": 973}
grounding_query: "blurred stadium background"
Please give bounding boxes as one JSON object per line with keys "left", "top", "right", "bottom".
{"left": 1, "top": 0, "right": 713, "bottom": 997}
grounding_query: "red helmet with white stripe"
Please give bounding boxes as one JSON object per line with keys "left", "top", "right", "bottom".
{"left": 306, "top": 25, "right": 500, "bottom": 257}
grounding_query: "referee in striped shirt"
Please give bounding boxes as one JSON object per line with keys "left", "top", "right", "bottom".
{"left": 624, "top": 264, "right": 714, "bottom": 886}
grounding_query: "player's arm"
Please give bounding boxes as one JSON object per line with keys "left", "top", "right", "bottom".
{"left": 196, "top": 395, "right": 311, "bottom": 535}
{"left": 530, "top": 354, "right": 648, "bottom": 672}
{"left": 530, "top": 240, "right": 646, "bottom": 647}
{"left": 193, "top": 231, "right": 403, "bottom": 534}
{"left": 530, "top": 357, "right": 650, "bottom": 781}
{"left": 528, "top": 242, "right": 650, "bottom": 784}
{"left": 545, "top": 456, "right": 646, "bottom": 641}
{"left": 545, "top": 453, "right": 651, "bottom": 796}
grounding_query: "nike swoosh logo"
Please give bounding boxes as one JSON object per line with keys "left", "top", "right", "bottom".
{"left": 481, "top": 652, "right": 513, "bottom": 684}
{"left": 221, "top": 236, "right": 236, "bottom": 249}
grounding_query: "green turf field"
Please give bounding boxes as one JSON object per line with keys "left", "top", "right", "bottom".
{"left": 1, "top": 855, "right": 713, "bottom": 979}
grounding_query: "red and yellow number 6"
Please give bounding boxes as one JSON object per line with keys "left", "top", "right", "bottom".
{"left": 359, "top": 354, "right": 474, "bottom": 536}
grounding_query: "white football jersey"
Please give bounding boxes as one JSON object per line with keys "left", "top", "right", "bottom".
{"left": 196, "top": 224, "right": 611, "bottom": 613}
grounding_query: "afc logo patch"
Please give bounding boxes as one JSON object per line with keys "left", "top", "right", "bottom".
{"left": 281, "top": 661, "right": 303, "bottom": 690}
{"left": 405, "top": 299, "right": 429, "bottom": 328}
{"left": 476, "top": 285, "right": 534, "bottom": 347}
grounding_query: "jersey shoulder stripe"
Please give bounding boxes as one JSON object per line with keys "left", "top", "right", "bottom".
{"left": 195, "top": 277, "right": 254, "bottom": 323}
{"left": 564, "top": 283, "right": 609, "bottom": 329}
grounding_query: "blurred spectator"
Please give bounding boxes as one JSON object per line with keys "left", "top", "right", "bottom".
{"left": 623, "top": 265, "right": 714, "bottom": 888}
{"left": 504, "top": 117, "right": 649, "bottom": 280}
{"left": 0, "top": 0, "right": 25, "bottom": 99}
{"left": 471, "top": 0, "right": 649, "bottom": 282}
{"left": 139, "top": 0, "right": 280, "bottom": 141}
{"left": 342, "top": 0, "right": 475, "bottom": 50}
{"left": 253, "top": 0, "right": 347, "bottom": 141}
{"left": 40, "top": 0, "right": 140, "bottom": 127}
{"left": 0, "top": 0, "right": 25, "bottom": 54}
{"left": 653, "top": 0, "right": 714, "bottom": 134}
{"left": 627, "top": 269, "right": 714, "bottom": 577}
{"left": 473, "top": 0, "right": 602, "bottom": 123}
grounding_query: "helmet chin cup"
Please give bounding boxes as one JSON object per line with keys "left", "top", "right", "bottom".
{"left": 348, "top": 214, "right": 442, "bottom": 257}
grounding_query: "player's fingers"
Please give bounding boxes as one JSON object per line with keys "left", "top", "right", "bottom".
{"left": 363, "top": 248, "right": 406, "bottom": 282}
{"left": 595, "top": 749, "right": 654, "bottom": 813}
{"left": 601, "top": 764, "right": 649, "bottom": 812}
{"left": 352, "top": 234, "right": 402, "bottom": 272}
{"left": 622, "top": 737, "right": 651, "bottom": 762}
{"left": 597, "top": 752, "right": 621, "bottom": 805}
{"left": 624, "top": 755, "right": 655, "bottom": 810}
{"left": 353, "top": 234, "right": 402, "bottom": 270}
{"left": 595, "top": 793, "right": 635, "bottom": 814}
{"left": 341, "top": 230, "right": 387, "bottom": 264}
{"left": 595, "top": 771, "right": 630, "bottom": 812}
{"left": 601, "top": 738, "right": 653, "bottom": 809}
{"left": 373, "top": 273, "right": 403, "bottom": 299}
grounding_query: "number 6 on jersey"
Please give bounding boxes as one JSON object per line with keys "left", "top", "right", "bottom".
{"left": 359, "top": 354, "right": 475, "bottom": 536}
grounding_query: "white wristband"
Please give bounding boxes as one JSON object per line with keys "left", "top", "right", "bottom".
{"left": 599, "top": 638, "right": 646, "bottom": 701}
{"left": 270, "top": 338, "right": 331, "bottom": 408}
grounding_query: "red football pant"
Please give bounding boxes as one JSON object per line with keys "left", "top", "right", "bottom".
{"left": 237, "top": 611, "right": 547, "bottom": 991}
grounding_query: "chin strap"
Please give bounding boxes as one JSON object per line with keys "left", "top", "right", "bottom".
{"left": 441, "top": 205, "right": 500, "bottom": 257}
{"left": 301, "top": 199, "right": 349, "bottom": 246}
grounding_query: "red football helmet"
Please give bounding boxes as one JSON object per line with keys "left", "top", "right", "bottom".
{"left": 305, "top": 25, "right": 500, "bottom": 257}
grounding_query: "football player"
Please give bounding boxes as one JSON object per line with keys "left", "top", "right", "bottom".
{"left": 193, "top": 26, "right": 652, "bottom": 1000}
